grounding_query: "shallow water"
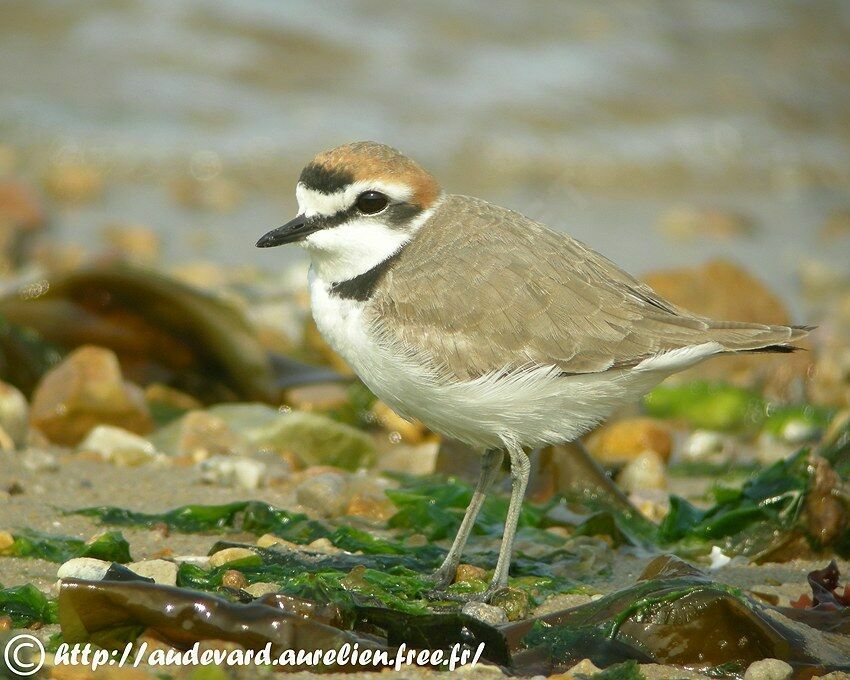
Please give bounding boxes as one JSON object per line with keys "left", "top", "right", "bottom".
{"left": 2, "top": 0, "right": 849, "bottom": 315}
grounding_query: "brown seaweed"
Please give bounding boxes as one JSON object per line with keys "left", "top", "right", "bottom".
{"left": 0, "top": 261, "right": 342, "bottom": 402}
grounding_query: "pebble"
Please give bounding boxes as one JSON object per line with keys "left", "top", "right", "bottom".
{"left": 455, "top": 564, "right": 488, "bottom": 583}
{"left": 616, "top": 450, "right": 668, "bottom": 492}
{"left": 221, "top": 569, "right": 248, "bottom": 589}
{"left": 175, "top": 410, "right": 247, "bottom": 460}
{"left": 345, "top": 492, "right": 397, "bottom": 521}
{"left": 57, "top": 557, "right": 111, "bottom": 582}
{"left": 79, "top": 425, "right": 158, "bottom": 466}
{"left": 256, "top": 410, "right": 375, "bottom": 471}
{"left": 461, "top": 601, "right": 508, "bottom": 626}
{"left": 244, "top": 582, "right": 280, "bottom": 598}
{"left": 682, "top": 429, "right": 729, "bottom": 462}
{"left": 284, "top": 383, "right": 350, "bottom": 412}
{"left": 744, "top": 658, "right": 793, "bottom": 680}
{"left": 29, "top": 346, "right": 154, "bottom": 446}
{"left": 257, "top": 534, "right": 290, "bottom": 549}
{"left": 0, "top": 180, "right": 45, "bottom": 272}
{"left": 0, "top": 531, "right": 14, "bottom": 551}
{"left": 126, "top": 559, "right": 178, "bottom": 586}
{"left": 306, "top": 537, "right": 340, "bottom": 554}
{"left": 296, "top": 471, "right": 349, "bottom": 518}
{"left": 586, "top": 418, "right": 672, "bottom": 465}
{"left": 709, "top": 546, "right": 732, "bottom": 570}
{"left": 488, "top": 587, "right": 530, "bottom": 621}
{"left": 200, "top": 455, "right": 266, "bottom": 490}
{"left": 172, "top": 555, "right": 211, "bottom": 569}
{"left": 0, "top": 381, "right": 28, "bottom": 447}
{"left": 208, "top": 547, "right": 258, "bottom": 568}
{"left": 371, "top": 401, "right": 428, "bottom": 443}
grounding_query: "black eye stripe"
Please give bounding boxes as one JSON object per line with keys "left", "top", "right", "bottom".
{"left": 306, "top": 201, "right": 422, "bottom": 231}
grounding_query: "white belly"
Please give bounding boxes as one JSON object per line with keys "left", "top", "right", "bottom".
{"left": 309, "top": 270, "right": 720, "bottom": 450}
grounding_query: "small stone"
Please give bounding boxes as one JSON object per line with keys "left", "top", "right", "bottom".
{"left": 221, "top": 569, "right": 248, "bottom": 589}
{"left": 172, "top": 555, "right": 211, "bottom": 569}
{"left": 307, "top": 537, "right": 339, "bottom": 554}
{"left": 488, "top": 587, "right": 530, "bottom": 621}
{"left": 568, "top": 658, "right": 602, "bottom": 676}
{"left": 29, "top": 346, "right": 154, "bottom": 446}
{"left": 461, "top": 601, "right": 508, "bottom": 626}
{"left": 0, "top": 426, "right": 13, "bottom": 453}
{"left": 0, "top": 530, "right": 14, "bottom": 551}
{"left": 0, "top": 381, "right": 28, "bottom": 447}
{"left": 709, "top": 546, "right": 731, "bottom": 570}
{"left": 285, "top": 383, "right": 350, "bottom": 412}
{"left": 296, "top": 471, "right": 349, "bottom": 518}
{"left": 586, "top": 418, "right": 672, "bottom": 465}
{"left": 0, "top": 616, "right": 10, "bottom": 631}
{"left": 256, "top": 533, "right": 286, "bottom": 549}
{"left": 57, "top": 557, "right": 111, "bottom": 581}
{"left": 616, "top": 450, "right": 668, "bottom": 492}
{"left": 255, "top": 411, "right": 375, "bottom": 471}
{"left": 208, "top": 547, "right": 258, "bottom": 568}
{"left": 744, "top": 658, "right": 793, "bottom": 680}
{"left": 0, "top": 180, "right": 45, "bottom": 272}
{"left": 371, "top": 401, "right": 428, "bottom": 443}
{"left": 682, "top": 429, "right": 729, "bottom": 462}
{"left": 144, "top": 383, "right": 202, "bottom": 412}
{"left": 180, "top": 410, "right": 247, "bottom": 460}
{"left": 200, "top": 455, "right": 266, "bottom": 490}
{"left": 126, "top": 559, "right": 178, "bottom": 586}
{"left": 455, "top": 564, "right": 488, "bottom": 583}
{"left": 345, "top": 492, "right": 397, "bottom": 521}
{"left": 244, "top": 582, "right": 279, "bottom": 598}
{"left": 79, "top": 425, "right": 158, "bottom": 466}
{"left": 44, "top": 161, "right": 104, "bottom": 203}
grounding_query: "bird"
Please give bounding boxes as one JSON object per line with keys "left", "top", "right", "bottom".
{"left": 256, "top": 141, "right": 811, "bottom": 602}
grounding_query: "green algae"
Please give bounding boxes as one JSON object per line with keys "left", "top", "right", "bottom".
{"left": 0, "top": 583, "right": 57, "bottom": 627}
{"left": 0, "top": 529, "right": 131, "bottom": 563}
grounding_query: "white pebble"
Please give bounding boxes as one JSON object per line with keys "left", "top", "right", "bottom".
{"left": 126, "top": 559, "right": 178, "bottom": 586}
{"left": 79, "top": 425, "right": 157, "bottom": 465}
{"left": 461, "top": 601, "right": 508, "bottom": 626}
{"left": 0, "top": 382, "right": 28, "bottom": 447}
{"left": 709, "top": 545, "right": 731, "bottom": 570}
{"left": 682, "top": 430, "right": 726, "bottom": 461}
{"left": 616, "top": 450, "right": 667, "bottom": 492}
{"left": 57, "top": 557, "right": 111, "bottom": 582}
{"left": 200, "top": 455, "right": 267, "bottom": 490}
{"left": 296, "top": 472, "right": 349, "bottom": 517}
{"left": 744, "top": 658, "right": 792, "bottom": 680}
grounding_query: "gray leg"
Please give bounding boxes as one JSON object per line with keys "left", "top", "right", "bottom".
{"left": 428, "top": 448, "right": 504, "bottom": 588}
{"left": 483, "top": 441, "right": 530, "bottom": 596}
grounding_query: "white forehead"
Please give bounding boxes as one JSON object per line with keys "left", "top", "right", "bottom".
{"left": 295, "top": 180, "right": 414, "bottom": 217}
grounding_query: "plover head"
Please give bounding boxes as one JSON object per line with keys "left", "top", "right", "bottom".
{"left": 257, "top": 141, "right": 442, "bottom": 282}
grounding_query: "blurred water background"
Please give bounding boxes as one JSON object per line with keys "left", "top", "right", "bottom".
{"left": 1, "top": 0, "right": 849, "bottom": 316}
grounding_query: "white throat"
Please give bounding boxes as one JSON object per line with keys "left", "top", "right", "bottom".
{"left": 302, "top": 194, "right": 443, "bottom": 284}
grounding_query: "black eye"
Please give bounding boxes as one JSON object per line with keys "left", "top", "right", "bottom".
{"left": 355, "top": 191, "right": 389, "bottom": 215}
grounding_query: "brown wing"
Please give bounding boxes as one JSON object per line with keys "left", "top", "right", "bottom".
{"left": 370, "top": 195, "right": 807, "bottom": 380}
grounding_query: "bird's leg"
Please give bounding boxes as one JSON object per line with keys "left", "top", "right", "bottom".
{"left": 480, "top": 441, "right": 530, "bottom": 600}
{"left": 427, "top": 448, "right": 503, "bottom": 589}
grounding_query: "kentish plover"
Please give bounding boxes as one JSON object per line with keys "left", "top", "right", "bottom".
{"left": 257, "top": 141, "right": 810, "bottom": 601}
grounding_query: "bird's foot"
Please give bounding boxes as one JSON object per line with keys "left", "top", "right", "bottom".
{"left": 425, "top": 564, "right": 456, "bottom": 591}
{"left": 423, "top": 583, "right": 503, "bottom": 604}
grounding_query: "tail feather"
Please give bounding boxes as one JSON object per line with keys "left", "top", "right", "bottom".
{"left": 708, "top": 322, "right": 814, "bottom": 354}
